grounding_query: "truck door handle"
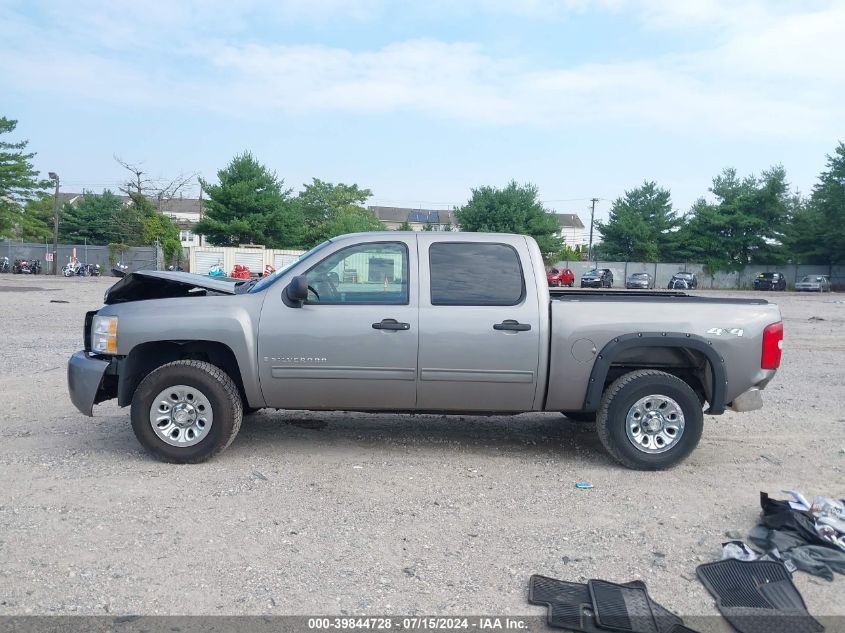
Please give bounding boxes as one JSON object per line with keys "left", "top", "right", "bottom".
{"left": 372, "top": 318, "right": 410, "bottom": 331}
{"left": 493, "top": 320, "right": 531, "bottom": 332}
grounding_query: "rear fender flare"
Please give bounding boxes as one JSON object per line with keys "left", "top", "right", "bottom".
{"left": 583, "top": 332, "right": 726, "bottom": 414}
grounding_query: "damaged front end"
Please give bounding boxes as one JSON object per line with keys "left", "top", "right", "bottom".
{"left": 70, "top": 271, "right": 246, "bottom": 416}
{"left": 103, "top": 270, "right": 242, "bottom": 304}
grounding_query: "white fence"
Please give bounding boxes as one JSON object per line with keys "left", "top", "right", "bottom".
{"left": 188, "top": 246, "right": 304, "bottom": 275}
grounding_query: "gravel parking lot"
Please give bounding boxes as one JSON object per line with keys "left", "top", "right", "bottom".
{"left": 1, "top": 274, "right": 843, "bottom": 629}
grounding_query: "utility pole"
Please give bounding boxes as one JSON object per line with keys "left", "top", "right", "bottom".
{"left": 588, "top": 197, "right": 598, "bottom": 262}
{"left": 49, "top": 172, "right": 60, "bottom": 275}
{"left": 198, "top": 183, "right": 203, "bottom": 247}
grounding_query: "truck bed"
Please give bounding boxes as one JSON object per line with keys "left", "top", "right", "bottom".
{"left": 549, "top": 288, "right": 769, "bottom": 305}
{"left": 545, "top": 290, "right": 780, "bottom": 412}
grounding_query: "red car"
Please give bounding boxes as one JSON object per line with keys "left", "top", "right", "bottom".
{"left": 547, "top": 267, "right": 575, "bottom": 287}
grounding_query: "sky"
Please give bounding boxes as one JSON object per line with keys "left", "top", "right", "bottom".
{"left": 1, "top": 0, "right": 843, "bottom": 223}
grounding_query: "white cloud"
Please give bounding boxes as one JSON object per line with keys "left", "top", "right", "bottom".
{"left": 0, "top": 0, "right": 842, "bottom": 141}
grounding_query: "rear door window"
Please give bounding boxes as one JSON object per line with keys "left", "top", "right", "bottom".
{"left": 429, "top": 242, "right": 525, "bottom": 306}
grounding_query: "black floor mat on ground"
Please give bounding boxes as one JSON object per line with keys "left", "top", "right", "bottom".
{"left": 528, "top": 576, "right": 692, "bottom": 633}
{"left": 696, "top": 559, "right": 824, "bottom": 633}
{"left": 588, "top": 579, "right": 658, "bottom": 633}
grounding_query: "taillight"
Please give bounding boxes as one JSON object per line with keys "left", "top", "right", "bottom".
{"left": 761, "top": 322, "right": 784, "bottom": 369}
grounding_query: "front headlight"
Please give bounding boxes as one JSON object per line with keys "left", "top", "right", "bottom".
{"left": 91, "top": 315, "right": 118, "bottom": 354}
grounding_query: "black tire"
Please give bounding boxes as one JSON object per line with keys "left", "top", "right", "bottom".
{"left": 562, "top": 411, "right": 596, "bottom": 423}
{"left": 595, "top": 370, "right": 703, "bottom": 470}
{"left": 131, "top": 360, "right": 243, "bottom": 463}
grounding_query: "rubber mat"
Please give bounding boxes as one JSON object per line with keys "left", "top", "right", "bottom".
{"left": 528, "top": 575, "right": 606, "bottom": 633}
{"left": 623, "top": 581, "right": 686, "bottom": 633}
{"left": 529, "top": 576, "right": 692, "bottom": 633}
{"left": 696, "top": 559, "right": 824, "bottom": 633}
{"left": 588, "top": 579, "right": 658, "bottom": 633}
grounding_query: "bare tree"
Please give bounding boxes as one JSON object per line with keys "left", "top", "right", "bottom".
{"left": 114, "top": 155, "right": 154, "bottom": 198}
{"left": 114, "top": 155, "right": 197, "bottom": 212}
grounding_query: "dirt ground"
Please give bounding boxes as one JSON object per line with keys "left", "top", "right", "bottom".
{"left": 0, "top": 274, "right": 843, "bottom": 630}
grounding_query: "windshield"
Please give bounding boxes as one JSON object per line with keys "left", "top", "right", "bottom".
{"left": 758, "top": 273, "right": 776, "bottom": 278}
{"left": 800, "top": 276, "right": 823, "bottom": 283}
{"left": 674, "top": 272, "right": 693, "bottom": 279}
{"left": 249, "top": 241, "right": 331, "bottom": 293}
{"left": 583, "top": 270, "right": 599, "bottom": 277}
{"left": 631, "top": 273, "right": 648, "bottom": 278}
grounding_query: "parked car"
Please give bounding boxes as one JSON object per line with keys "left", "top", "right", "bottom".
{"left": 580, "top": 268, "right": 613, "bottom": 288}
{"left": 668, "top": 272, "right": 698, "bottom": 290}
{"left": 547, "top": 267, "right": 574, "bottom": 287}
{"left": 625, "top": 272, "right": 654, "bottom": 289}
{"left": 794, "top": 275, "right": 831, "bottom": 292}
{"left": 68, "top": 232, "right": 784, "bottom": 470}
{"left": 753, "top": 272, "right": 787, "bottom": 291}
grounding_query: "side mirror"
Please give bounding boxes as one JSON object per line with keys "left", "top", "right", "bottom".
{"left": 283, "top": 275, "right": 309, "bottom": 308}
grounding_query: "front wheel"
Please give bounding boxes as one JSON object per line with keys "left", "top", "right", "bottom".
{"left": 131, "top": 360, "right": 243, "bottom": 463}
{"left": 595, "top": 370, "right": 703, "bottom": 470}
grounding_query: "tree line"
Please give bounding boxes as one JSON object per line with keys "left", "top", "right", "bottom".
{"left": 2, "top": 113, "right": 843, "bottom": 270}
{"left": 594, "top": 145, "right": 845, "bottom": 269}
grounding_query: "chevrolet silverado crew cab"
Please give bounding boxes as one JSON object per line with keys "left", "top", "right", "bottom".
{"left": 68, "top": 232, "right": 784, "bottom": 470}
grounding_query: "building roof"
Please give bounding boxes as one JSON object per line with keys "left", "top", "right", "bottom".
{"left": 369, "top": 206, "right": 457, "bottom": 225}
{"left": 555, "top": 213, "right": 585, "bottom": 229}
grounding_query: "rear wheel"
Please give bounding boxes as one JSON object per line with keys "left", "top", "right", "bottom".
{"left": 595, "top": 370, "right": 703, "bottom": 470}
{"left": 131, "top": 360, "right": 243, "bottom": 463}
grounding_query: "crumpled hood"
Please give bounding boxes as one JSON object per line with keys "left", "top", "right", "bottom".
{"left": 104, "top": 270, "right": 242, "bottom": 304}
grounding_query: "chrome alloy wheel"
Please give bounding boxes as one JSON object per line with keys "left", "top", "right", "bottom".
{"left": 625, "top": 394, "right": 685, "bottom": 454}
{"left": 149, "top": 385, "right": 213, "bottom": 447}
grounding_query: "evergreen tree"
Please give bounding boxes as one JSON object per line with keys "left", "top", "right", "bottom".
{"left": 595, "top": 181, "right": 679, "bottom": 261}
{"left": 195, "top": 152, "right": 303, "bottom": 248}
{"left": 0, "top": 117, "right": 50, "bottom": 237}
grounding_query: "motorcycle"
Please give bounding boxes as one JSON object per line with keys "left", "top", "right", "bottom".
{"left": 167, "top": 264, "right": 184, "bottom": 272}
{"left": 230, "top": 264, "right": 252, "bottom": 279}
{"left": 111, "top": 262, "right": 129, "bottom": 278}
{"left": 208, "top": 263, "right": 226, "bottom": 278}
{"left": 80, "top": 263, "right": 100, "bottom": 276}
{"left": 13, "top": 259, "right": 35, "bottom": 274}
{"left": 62, "top": 261, "right": 79, "bottom": 277}
{"left": 263, "top": 264, "right": 276, "bottom": 277}
{"left": 31, "top": 259, "right": 42, "bottom": 275}
{"left": 0, "top": 257, "right": 10, "bottom": 273}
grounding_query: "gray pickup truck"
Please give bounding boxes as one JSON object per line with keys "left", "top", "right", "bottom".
{"left": 67, "top": 232, "right": 784, "bottom": 470}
